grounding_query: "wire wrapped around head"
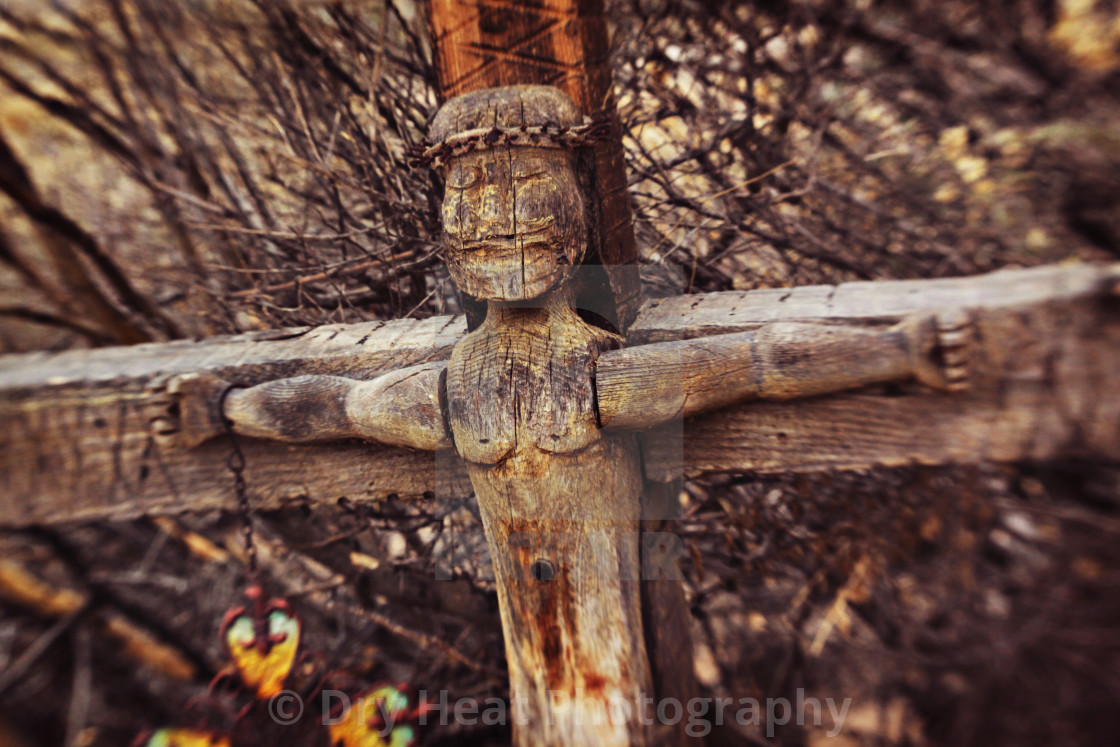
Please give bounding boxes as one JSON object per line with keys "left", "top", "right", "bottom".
{"left": 408, "top": 84, "right": 613, "bottom": 169}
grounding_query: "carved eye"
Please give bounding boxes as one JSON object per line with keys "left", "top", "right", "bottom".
{"left": 447, "top": 165, "right": 482, "bottom": 190}
{"left": 514, "top": 170, "right": 547, "bottom": 182}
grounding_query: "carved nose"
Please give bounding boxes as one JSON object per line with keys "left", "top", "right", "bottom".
{"left": 478, "top": 184, "right": 512, "bottom": 235}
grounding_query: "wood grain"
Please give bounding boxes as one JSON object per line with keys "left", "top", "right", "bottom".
{"left": 628, "top": 262, "right": 1120, "bottom": 343}
{"left": 0, "top": 314, "right": 466, "bottom": 394}
{"left": 424, "top": 76, "right": 656, "bottom": 743}
{"left": 598, "top": 322, "right": 921, "bottom": 429}
{"left": 431, "top": 87, "right": 588, "bottom": 303}
{"left": 640, "top": 285, "right": 1120, "bottom": 480}
{"left": 0, "top": 315, "right": 469, "bottom": 527}
{"left": 221, "top": 364, "right": 450, "bottom": 452}
{"left": 3, "top": 263, "right": 1117, "bottom": 527}
{"left": 426, "top": 0, "right": 641, "bottom": 332}
{"left": 445, "top": 290, "right": 655, "bottom": 746}
{"left": 639, "top": 479, "right": 701, "bottom": 746}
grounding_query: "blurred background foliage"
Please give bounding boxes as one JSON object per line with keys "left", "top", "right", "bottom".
{"left": 1, "top": 1, "right": 1119, "bottom": 745}
{"left": 2, "top": 0, "right": 1118, "bottom": 351}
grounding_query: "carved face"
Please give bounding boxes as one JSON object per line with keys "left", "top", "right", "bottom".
{"left": 441, "top": 147, "right": 585, "bottom": 301}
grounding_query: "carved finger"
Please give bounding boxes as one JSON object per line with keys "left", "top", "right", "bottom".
{"left": 943, "top": 364, "right": 971, "bottom": 382}
{"left": 937, "top": 328, "right": 973, "bottom": 349}
{"left": 942, "top": 347, "right": 973, "bottom": 367}
{"left": 935, "top": 309, "right": 975, "bottom": 391}
{"left": 935, "top": 309, "right": 972, "bottom": 332}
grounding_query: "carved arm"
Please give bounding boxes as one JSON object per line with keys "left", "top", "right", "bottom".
{"left": 596, "top": 312, "right": 973, "bottom": 430}
{"left": 170, "top": 362, "right": 450, "bottom": 452}
{"left": 172, "top": 312, "right": 972, "bottom": 446}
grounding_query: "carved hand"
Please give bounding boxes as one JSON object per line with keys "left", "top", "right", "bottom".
{"left": 901, "top": 310, "right": 974, "bottom": 393}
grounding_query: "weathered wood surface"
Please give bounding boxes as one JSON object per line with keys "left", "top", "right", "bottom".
{"left": 174, "top": 364, "right": 451, "bottom": 452}
{"left": 2, "top": 262, "right": 1117, "bottom": 527}
{"left": 597, "top": 317, "right": 969, "bottom": 429}
{"left": 431, "top": 86, "right": 656, "bottom": 746}
{"left": 430, "top": 87, "right": 589, "bottom": 303}
{"left": 427, "top": 0, "right": 641, "bottom": 331}
{"left": 230, "top": 366, "right": 450, "bottom": 451}
{"left": 639, "top": 479, "right": 701, "bottom": 746}
{"left": 420, "top": 7, "right": 659, "bottom": 736}
{"left": 637, "top": 264, "right": 1120, "bottom": 480}
{"left": 0, "top": 316, "right": 470, "bottom": 527}
{"left": 627, "top": 262, "right": 1120, "bottom": 343}
{"left": 447, "top": 293, "right": 654, "bottom": 746}
{"left": 0, "top": 314, "right": 465, "bottom": 394}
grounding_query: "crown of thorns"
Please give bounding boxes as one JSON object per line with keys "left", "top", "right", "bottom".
{"left": 408, "top": 112, "right": 612, "bottom": 169}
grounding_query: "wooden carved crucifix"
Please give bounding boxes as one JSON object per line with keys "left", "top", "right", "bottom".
{"left": 164, "top": 84, "right": 980, "bottom": 746}
{"left": 1, "top": 2, "right": 1120, "bottom": 747}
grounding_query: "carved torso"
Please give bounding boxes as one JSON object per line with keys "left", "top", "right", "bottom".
{"left": 445, "top": 300, "right": 611, "bottom": 465}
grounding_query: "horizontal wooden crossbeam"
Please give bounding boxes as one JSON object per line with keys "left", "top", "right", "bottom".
{"left": 633, "top": 263, "right": 1120, "bottom": 478}
{"left": 0, "top": 316, "right": 471, "bottom": 527}
{"left": 1, "top": 263, "right": 1117, "bottom": 527}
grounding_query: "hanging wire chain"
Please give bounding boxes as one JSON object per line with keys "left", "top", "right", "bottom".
{"left": 220, "top": 389, "right": 258, "bottom": 581}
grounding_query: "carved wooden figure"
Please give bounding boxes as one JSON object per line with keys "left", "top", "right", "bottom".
{"left": 434, "top": 87, "right": 659, "bottom": 747}
{"left": 169, "top": 86, "right": 975, "bottom": 746}
{"left": 2, "top": 1, "right": 1119, "bottom": 741}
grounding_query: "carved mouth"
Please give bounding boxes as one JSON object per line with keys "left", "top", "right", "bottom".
{"left": 450, "top": 217, "right": 557, "bottom": 248}
{"left": 458, "top": 234, "right": 559, "bottom": 252}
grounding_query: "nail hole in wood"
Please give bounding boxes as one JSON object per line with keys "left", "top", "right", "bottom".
{"left": 530, "top": 559, "right": 556, "bottom": 582}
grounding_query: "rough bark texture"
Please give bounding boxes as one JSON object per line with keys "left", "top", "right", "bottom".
{"left": 427, "top": 0, "right": 641, "bottom": 332}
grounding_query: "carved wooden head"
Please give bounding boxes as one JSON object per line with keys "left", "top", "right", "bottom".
{"left": 429, "top": 86, "right": 587, "bottom": 302}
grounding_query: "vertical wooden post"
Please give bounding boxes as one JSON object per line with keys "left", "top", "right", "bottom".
{"left": 641, "top": 479, "right": 702, "bottom": 745}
